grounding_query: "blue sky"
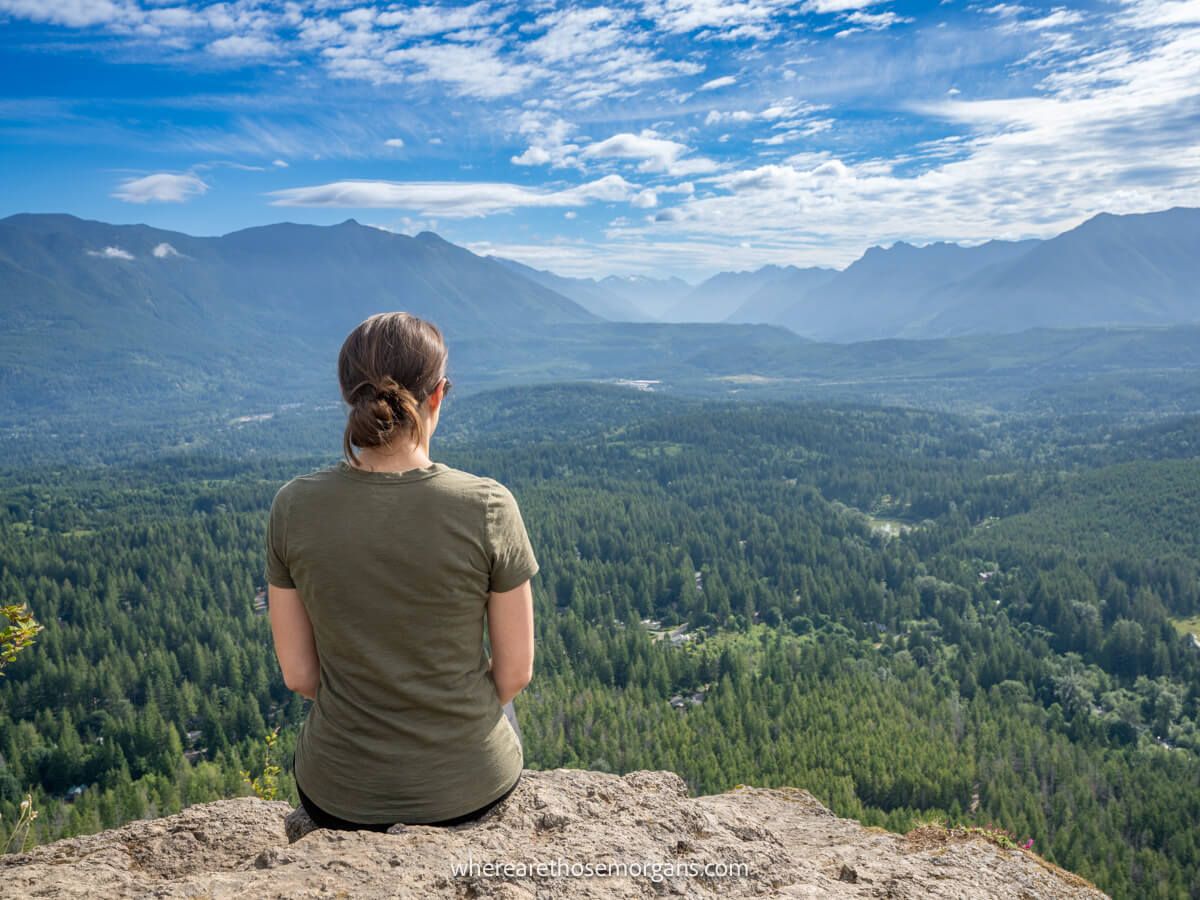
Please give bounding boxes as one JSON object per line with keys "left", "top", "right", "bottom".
{"left": 1, "top": 0, "right": 1197, "bottom": 279}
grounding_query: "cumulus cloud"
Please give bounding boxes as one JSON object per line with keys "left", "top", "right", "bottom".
{"left": 385, "top": 137, "right": 406, "bottom": 148}
{"left": 207, "top": 35, "right": 278, "bottom": 58}
{"left": 267, "top": 174, "right": 636, "bottom": 217}
{"left": 509, "top": 112, "right": 579, "bottom": 168}
{"left": 152, "top": 242, "right": 182, "bottom": 258}
{"left": 112, "top": 172, "right": 208, "bottom": 204}
{"left": 581, "top": 131, "right": 718, "bottom": 175}
{"left": 272, "top": 159, "right": 289, "bottom": 167}
{"left": 0, "top": 0, "right": 129, "bottom": 27}
{"left": 86, "top": 246, "right": 134, "bottom": 260}
{"left": 632, "top": 189, "right": 659, "bottom": 208}
{"left": 512, "top": 146, "right": 552, "bottom": 166}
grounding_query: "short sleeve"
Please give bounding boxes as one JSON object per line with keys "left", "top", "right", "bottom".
{"left": 264, "top": 486, "right": 296, "bottom": 589}
{"left": 486, "top": 483, "right": 539, "bottom": 594}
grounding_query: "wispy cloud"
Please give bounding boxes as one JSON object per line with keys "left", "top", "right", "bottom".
{"left": 581, "top": 131, "right": 719, "bottom": 176}
{"left": 267, "top": 175, "right": 637, "bottom": 217}
{"left": 86, "top": 245, "right": 135, "bottom": 260}
{"left": 112, "top": 172, "right": 209, "bottom": 204}
{"left": 3, "top": 0, "right": 1198, "bottom": 277}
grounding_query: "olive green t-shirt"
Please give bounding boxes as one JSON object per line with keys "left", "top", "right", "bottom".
{"left": 263, "top": 458, "right": 538, "bottom": 824}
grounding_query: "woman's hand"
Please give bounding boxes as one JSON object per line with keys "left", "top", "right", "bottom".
{"left": 487, "top": 579, "right": 534, "bottom": 705}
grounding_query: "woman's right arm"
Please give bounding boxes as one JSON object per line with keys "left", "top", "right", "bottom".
{"left": 487, "top": 579, "right": 534, "bottom": 706}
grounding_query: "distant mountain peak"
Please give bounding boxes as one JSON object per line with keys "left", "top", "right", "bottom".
{"left": 415, "top": 230, "right": 450, "bottom": 244}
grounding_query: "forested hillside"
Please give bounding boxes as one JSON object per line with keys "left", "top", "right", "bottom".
{"left": 1, "top": 384, "right": 1197, "bottom": 898}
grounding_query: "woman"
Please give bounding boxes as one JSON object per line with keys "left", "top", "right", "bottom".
{"left": 263, "top": 311, "right": 537, "bottom": 830}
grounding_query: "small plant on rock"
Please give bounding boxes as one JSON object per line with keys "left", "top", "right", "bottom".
{"left": 241, "top": 726, "right": 283, "bottom": 802}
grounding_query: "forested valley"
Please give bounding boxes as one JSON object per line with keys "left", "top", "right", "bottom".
{"left": 1, "top": 384, "right": 1198, "bottom": 899}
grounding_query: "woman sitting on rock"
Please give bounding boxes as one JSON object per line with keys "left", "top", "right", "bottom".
{"left": 264, "top": 311, "right": 537, "bottom": 830}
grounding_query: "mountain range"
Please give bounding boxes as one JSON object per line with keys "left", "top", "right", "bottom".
{"left": 491, "top": 206, "right": 1199, "bottom": 340}
{"left": 1, "top": 208, "right": 1198, "bottom": 434}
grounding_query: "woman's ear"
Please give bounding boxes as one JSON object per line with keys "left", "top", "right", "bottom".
{"left": 429, "top": 377, "right": 448, "bottom": 412}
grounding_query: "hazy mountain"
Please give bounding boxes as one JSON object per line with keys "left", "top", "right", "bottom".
{"left": 777, "top": 238, "right": 1039, "bottom": 341}
{"left": 0, "top": 213, "right": 598, "bottom": 421}
{"left": 726, "top": 267, "right": 838, "bottom": 324}
{"left": 0, "top": 214, "right": 596, "bottom": 344}
{"left": 910, "top": 207, "right": 1200, "bottom": 337}
{"left": 5, "top": 209, "right": 1200, "bottom": 437}
{"left": 663, "top": 265, "right": 801, "bottom": 323}
{"left": 491, "top": 257, "right": 653, "bottom": 322}
{"left": 773, "top": 207, "right": 1200, "bottom": 341}
{"left": 597, "top": 274, "right": 692, "bottom": 320}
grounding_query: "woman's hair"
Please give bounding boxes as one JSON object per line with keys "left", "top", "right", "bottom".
{"left": 338, "top": 312, "right": 449, "bottom": 467}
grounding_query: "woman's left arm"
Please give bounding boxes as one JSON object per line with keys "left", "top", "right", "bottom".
{"left": 268, "top": 585, "right": 320, "bottom": 700}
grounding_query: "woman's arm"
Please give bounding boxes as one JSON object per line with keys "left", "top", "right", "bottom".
{"left": 487, "top": 579, "right": 534, "bottom": 706}
{"left": 268, "top": 585, "right": 320, "bottom": 700}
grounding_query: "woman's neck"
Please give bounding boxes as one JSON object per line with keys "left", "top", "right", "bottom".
{"left": 352, "top": 442, "right": 433, "bottom": 473}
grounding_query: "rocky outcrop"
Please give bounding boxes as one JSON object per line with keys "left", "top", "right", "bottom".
{"left": 2, "top": 768, "right": 1109, "bottom": 898}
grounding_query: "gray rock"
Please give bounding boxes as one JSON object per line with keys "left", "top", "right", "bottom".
{"left": 0, "top": 770, "right": 1110, "bottom": 899}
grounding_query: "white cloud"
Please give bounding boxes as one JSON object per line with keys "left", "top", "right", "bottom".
{"left": 512, "top": 146, "right": 552, "bottom": 166}
{"left": 267, "top": 174, "right": 636, "bottom": 217}
{"left": 606, "top": 10, "right": 1200, "bottom": 269}
{"left": 112, "top": 172, "right": 209, "bottom": 204}
{"left": 564, "top": 210, "right": 577, "bottom": 219}
{"left": 643, "top": 0, "right": 800, "bottom": 35}
{"left": 207, "top": 35, "right": 278, "bottom": 58}
{"left": 842, "top": 9, "right": 914, "bottom": 30}
{"left": 632, "top": 189, "right": 659, "bottom": 208}
{"left": 152, "top": 242, "right": 182, "bottom": 258}
{"left": 705, "top": 109, "right": 756, "bottom": 125}
{"left": 272, "top": 159, "right": 289, "bottom": 167}
{"left": 0, "top": 0, "right": 128, "bottom": 27}
{"left": 376, "top": 2, "right": 502, "bottom": 37}
{"left": 386, "top": 41, "right": 534, "bottom": 98}
{"left": 705, "top": 99, "right": 834, "bottom": 142}
{"left": 803, "top": 0, "right": 886, "bottom": 12}
{"left": 86, "top": 246, "right": 134, "bottom": 260}
{"left": 385, "top": 137, "right": 406, "bottom": 148}
{"left": 525, "top": 6, "right": 629, "bottom": 64}
{"left": 699, "top": 75, "right": 737, "bottom": 90}
{"left": 509, "top": 112, "right": 579, "bottom": 168}
{"left": 522, "top": 4, "right": 704, "bottom": 105}
{"left": 581, "top": 130, "right": 718, "bottom": 175}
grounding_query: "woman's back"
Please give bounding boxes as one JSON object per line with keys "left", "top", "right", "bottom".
{"left": 265, "top": 457, "right": 538, "bottom": 824}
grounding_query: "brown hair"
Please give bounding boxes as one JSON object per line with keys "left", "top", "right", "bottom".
{"left": 337, "top": 312, "right": 449, "bottom": 467}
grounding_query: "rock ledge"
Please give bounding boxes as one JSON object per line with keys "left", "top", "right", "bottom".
{"left": 1, "top": 768, "right": 1109, "bottom": 898}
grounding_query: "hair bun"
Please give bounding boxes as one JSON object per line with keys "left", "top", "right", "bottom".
{"left": 337, "top": 312, "right": 448, "bottom": 464}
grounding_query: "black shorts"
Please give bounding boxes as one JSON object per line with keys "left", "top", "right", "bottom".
{"left": 294, "top": 768, "right": 521, "bottom": 831}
